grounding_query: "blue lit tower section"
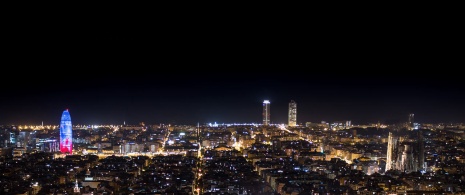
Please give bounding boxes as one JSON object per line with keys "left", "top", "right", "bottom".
{"left": 60, "top": 109, "right": 73, "bottom": 154}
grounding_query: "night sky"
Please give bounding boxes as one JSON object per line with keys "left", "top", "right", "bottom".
{"left": 1, "top": 24, "right": 464, "bottom": 126}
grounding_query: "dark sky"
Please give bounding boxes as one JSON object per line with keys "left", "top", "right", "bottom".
{"left": 1, "top": 21, "right": 463, "bottom": 126}
{"left": 1, "top": 70, "right": 463, "bottom": 126}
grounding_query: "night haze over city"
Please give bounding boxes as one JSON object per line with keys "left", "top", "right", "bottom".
{"left": 1, "top": 69, "right": 464, "bottom": 125}
{"left": 1, "top": 20, "right": 464, "bottom": 126}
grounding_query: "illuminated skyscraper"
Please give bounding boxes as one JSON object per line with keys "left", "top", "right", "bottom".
{"left": 408, "top": 113, "right": 414, "bottom": 130}
{"left": 263, "top": 100, "right": 270, "bottom": 126}
{"left": 288, "top": 100, "right": 297, "bottom": 127}
{"left": 60, "top": 109, "right": 73, "bottom": 154}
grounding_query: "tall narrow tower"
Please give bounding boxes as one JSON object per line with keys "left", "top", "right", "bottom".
{"left": 60, "top": 109, "right": 73, "bottom": 154}
{"left": 408, "top": 113, "right": 414, "bottom": 130}
{"left": 262, "top": 100, "right": 270, "bottom": 126}
{"left": 417, "top": 129, "right": 425, "bottom": 170}
{"left": 288, "top": 100, "right": 297, "bottom": 127}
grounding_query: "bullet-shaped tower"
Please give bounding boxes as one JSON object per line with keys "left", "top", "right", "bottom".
{"left": 60, "top": 109, "right": 73, "bottom": 154}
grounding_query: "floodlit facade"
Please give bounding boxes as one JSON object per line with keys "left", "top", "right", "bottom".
{"left": 60, "top": 109, "right": 73, "bottom": 154}
{"left": 386, "top": 130, "right": 425, "bottom": 172}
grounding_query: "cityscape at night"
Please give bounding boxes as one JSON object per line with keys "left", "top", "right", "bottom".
{"left": 2, "top": 25, "right": 465, "bottom": 194}
{"left": 1, "top": 93, "right": 465, "bottom": 194}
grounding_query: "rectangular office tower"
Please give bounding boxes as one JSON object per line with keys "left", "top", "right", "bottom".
{"left": 408, "top": 113, "right": 415, "bottom": 130}
{"left": 60, "top": 109, "right": 73, "bottom": 154}
{"left": 263, "top": 100, "right": 270, "bottom": 126}
{"left": 288, "top": 100, "right": 297, "bottom": 127}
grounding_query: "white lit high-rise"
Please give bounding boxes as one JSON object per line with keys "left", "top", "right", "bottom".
{"left": 288, "top": 100, "right": 297, "bottom": 127}
{"left": 262, "top": 100, "right": 270, "bottom": 126}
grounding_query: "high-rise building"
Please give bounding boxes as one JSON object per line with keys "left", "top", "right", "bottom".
{"left": 60, "top": 109, "right": 73, "bottom": 154}
{"left": 417, "top": 129, "right": 425, "bottom": 170}
{"left": 408, "top": 113, "right": 414, "bottom": 130}
{"left": 288, "top": 100, "right": 297, "bottom": 127}
{"left": 262, "top": 100, "right": 270, "bottom": 126}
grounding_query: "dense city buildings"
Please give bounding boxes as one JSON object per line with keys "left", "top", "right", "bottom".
{"left": 1, "top": 106, "right": 465, "bottom": 194}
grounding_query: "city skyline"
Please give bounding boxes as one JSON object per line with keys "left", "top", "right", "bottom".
{"left": 2, "top": 12, "right": 464, "bottom": 195}
{"left": 0, "top": 72, "right": 464, "bottom": 126}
